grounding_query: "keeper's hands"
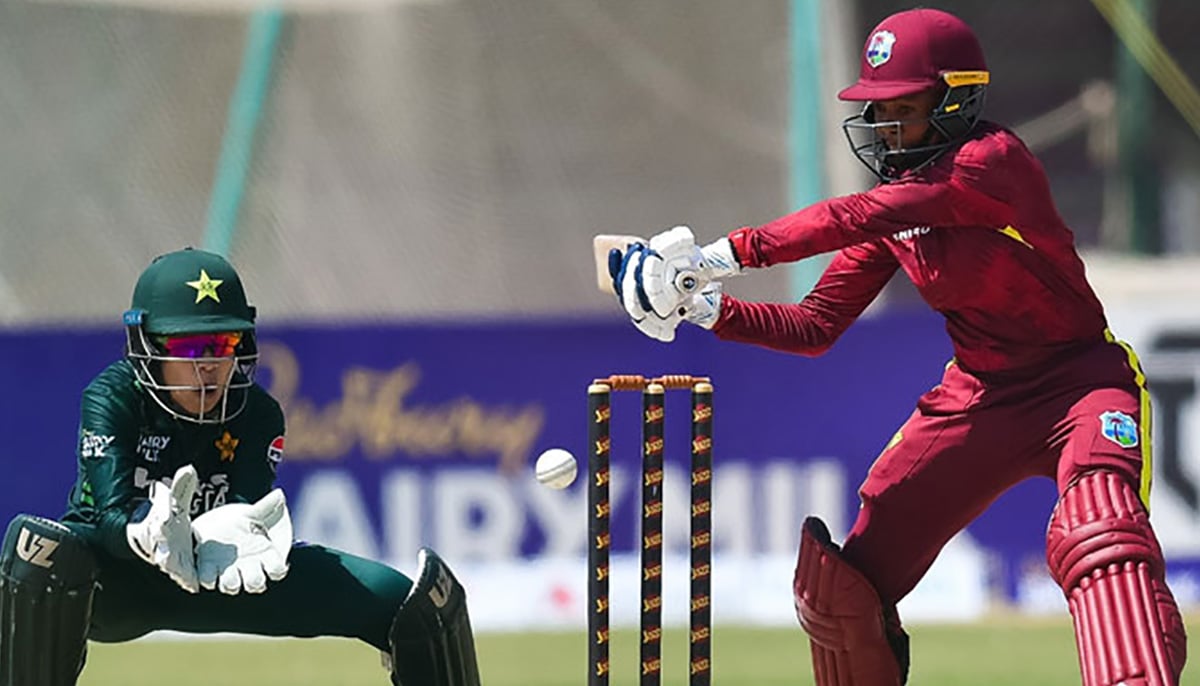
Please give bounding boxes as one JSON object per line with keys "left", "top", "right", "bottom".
{"left": 126, "top": 465, "right": 200, "bottom": 593}
{"left": 192, "top": 489, "right": 292, "bottom": 595}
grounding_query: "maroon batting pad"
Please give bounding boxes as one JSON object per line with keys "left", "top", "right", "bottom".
{"left": 1046, "top": 471, "right": 1186, "bottom": 685}
{"left": 793, "top": 517, "right": 904, "bottom": 686}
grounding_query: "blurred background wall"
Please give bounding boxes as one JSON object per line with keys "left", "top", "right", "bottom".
{"left": 4, "top": 0, "right": 1199, "bottom": 324}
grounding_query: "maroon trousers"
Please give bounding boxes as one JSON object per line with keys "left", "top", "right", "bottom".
{"left": 840, "top": 338, "right": 1152, "bottom": 606}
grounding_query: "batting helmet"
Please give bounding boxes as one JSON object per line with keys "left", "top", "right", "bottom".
{"left": 839, "top": 8, "right": 990, "bottom": 181}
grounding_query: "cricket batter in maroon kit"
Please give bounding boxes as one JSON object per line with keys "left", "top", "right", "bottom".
{"left": 608, "top": 7, "right": 1187, "bottom": 686}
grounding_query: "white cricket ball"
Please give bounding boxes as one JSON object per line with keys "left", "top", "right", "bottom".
{"left": 535, "top": 448, "right": 578, "bottom": 489}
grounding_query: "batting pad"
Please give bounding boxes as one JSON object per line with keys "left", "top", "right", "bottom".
{"left": 1046, "top": 470, "right": 1186, "bottom": 686}
{"left": 794, "top": 516, "right": 905, "bottom": 686}
{"left": 0, "top": 515, "right": 98, "bottom": 686}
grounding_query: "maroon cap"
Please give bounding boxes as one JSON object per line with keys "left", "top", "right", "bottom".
{"left": 838, "top": 8, "right": 987, "bottom": 101}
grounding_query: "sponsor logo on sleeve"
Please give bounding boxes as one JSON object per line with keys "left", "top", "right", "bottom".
{"left": 80, "top": 429, "right": 115, "bottom": 459}
{"left": 267, "top": 435, "right": 285, "bottom": 472}
{"left": 891, "top": 226, "right": 931, "bottom": 242}
{"left": 1100, "top": 410, "right": 1139, "bottom": 448}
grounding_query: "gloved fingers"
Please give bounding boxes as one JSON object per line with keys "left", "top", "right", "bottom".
{"left": 166, "top": 562, "right": 199, "bottom": 594}
{"left": 684, "top": 282, "right": 723, "bottom": 330}
{"left": 261, "top": 548, "right": 290, "bottom": 582}
{"left": 632, "top": 248, "right": 658, "bottom": 313}
{"left": 168, "top": 465, "right": 199, "bottom": 513}
{"left": 608, "top": 248, "right": 626, "bottom": 299}
{"left": 620, "top": 248, "right": 657, "bottom": 319}
{"left": 620, "top": 260, "right": 646, "bottom": 319}
{"left": 647, "top": 225, "right": 696, "bottom": 256}
{"left": 249, "top": 489, "right": 287, "bottom": 526}
{"left": 196, "top": 539, "right": 237, "bottom": 591}
{"left": 198, "top": 557, "right": 220, "bottom": 591}
{"left": 633, "top": 313, "right": 681, "bottom": 343}
{"left": 218, "top": 564, "right": 243, "bottom": 596}
{"left": 172, "top": 547, "right": 199, "bottom": 593}
{"left": 267, "top": 504, "right": 294, "bottom": 555}
{"left": 638, "top": 255, "right": 682, "bottom": 316}
{"left": 143, "top": 482, "right": 173, "bottom": 530}
{"left": 240, "top": 561, "right": 268, "bottom": 594}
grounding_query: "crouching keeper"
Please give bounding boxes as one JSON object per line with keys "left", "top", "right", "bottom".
{"left": 0, "top": 248, "right": 482, "bottom": 686}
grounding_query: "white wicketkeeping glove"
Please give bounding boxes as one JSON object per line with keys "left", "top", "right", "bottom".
{"left": 126, "top": 465, "right": 200, "bottom": 593}
{"left": 192, "top": 489, "right": 293, "bottom": 595}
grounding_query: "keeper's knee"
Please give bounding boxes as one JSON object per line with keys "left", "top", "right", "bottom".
{"left": 387, "top": 547, "right": 480, "bottom": 686}
{"left": 0, "top": 514, "right": 99, "bottom": 686}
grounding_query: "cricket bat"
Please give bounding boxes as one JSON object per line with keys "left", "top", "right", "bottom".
{"left": 593, "top": 234, "right": 645, "bottom": 294}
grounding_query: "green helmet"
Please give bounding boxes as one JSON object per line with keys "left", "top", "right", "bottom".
{"left": 130, "top": 248, "right": 256, "bottom": 335}
{"left": 123, "top": 248, "right": 258, "bottom": 424}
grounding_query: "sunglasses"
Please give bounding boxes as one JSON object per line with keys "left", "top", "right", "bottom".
{"left": 154, "top": 332, "right": 243, "bottom": 358}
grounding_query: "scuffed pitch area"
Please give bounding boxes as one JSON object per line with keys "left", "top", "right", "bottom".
{"left": 80, "top": 615, "right": 1199, "bottom": 685}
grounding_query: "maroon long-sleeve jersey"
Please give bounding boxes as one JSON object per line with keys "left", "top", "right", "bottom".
{"left": 713, "top": 122, "right": 1108, "bottom": 374}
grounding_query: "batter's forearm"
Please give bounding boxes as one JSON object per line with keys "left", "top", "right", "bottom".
{"left": 712, "top": 297, "right": 841, "bottom": 356}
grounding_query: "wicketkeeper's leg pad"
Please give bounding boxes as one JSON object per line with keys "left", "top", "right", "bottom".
{"left": 794, "top": 516, "right": 908, "bottom": 686}
{"left": 0, "top": 515, "right": 99, "bottom": 686}
{"left": 1046, "top": 470, "right": 1187, "bottom": 686}
{"left": 388, "top": 547, "right": 481, "bottom": 686}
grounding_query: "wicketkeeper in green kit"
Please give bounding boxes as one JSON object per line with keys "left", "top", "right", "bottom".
{"left": 0, "top": 248, "right": 480, "bottom": 686}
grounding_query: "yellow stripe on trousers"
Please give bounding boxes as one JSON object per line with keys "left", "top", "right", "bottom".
{"left": 1105, "top": 328, "right": 1153, "bottom": 510}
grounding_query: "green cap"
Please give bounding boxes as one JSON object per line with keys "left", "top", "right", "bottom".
{"left": 130, "top": 248, "right": 256, "bottom": 335}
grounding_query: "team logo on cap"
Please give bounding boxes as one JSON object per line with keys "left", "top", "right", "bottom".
{"left": 866, "top": 30, "right": 896, "bottom": 68}
{"left": 186, "top": 269, "right": 224, "bottom": 304}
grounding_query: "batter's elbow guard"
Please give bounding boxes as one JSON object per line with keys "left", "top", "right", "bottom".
{"left": 0, "top": 514, "right": 99, "bottom": 686}
{"left": 388, "top": 547, "right": 481, "bottom": 686}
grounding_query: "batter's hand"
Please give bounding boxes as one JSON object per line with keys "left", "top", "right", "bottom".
{"left": 609, "top": 242, "right": 684, "bottom": 341}
{"left": 125, "top": 465, "right": 200, "bottom": 593}
{"left": 684, "top": 281, "right": 723, "bottom": 330}
{"left": 192, "top": 489, "right": 292, "bottom": 595}
{"left": 614, "top": 226, "right": 706, "bottom": 319}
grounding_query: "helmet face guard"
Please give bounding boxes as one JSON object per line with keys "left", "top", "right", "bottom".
{"left": 123, "top": 248, "right": 259, "bottom": 424}
{"left": 842, "top": 72, "right": 988, "bottom": 182}
{"left": 124, "top": 310, "right": 258, "bottom": 424}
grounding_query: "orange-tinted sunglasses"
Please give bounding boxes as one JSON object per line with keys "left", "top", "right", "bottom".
{"left": 154, "top": 332, "right": 243, "bottom": 358}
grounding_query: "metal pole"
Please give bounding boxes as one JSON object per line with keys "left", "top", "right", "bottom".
{"left": 202, "top": 8, "right": 285, "bottom": 257}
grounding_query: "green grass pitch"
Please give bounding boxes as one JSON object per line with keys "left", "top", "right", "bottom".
{"left": 80, "top": 615, "right": 1197, "bottom": 685}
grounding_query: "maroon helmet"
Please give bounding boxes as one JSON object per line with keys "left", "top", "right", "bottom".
{"left": 839, "top": 8, "right": 990, "bottom": 181}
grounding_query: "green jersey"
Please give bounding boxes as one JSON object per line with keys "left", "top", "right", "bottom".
{"left": 62, "top": 360, "right": 285, "bottom": 560}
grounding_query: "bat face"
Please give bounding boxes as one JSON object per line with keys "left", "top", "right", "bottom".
{"left": 593, "top": 234, "right": 645, "bottom": 294}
